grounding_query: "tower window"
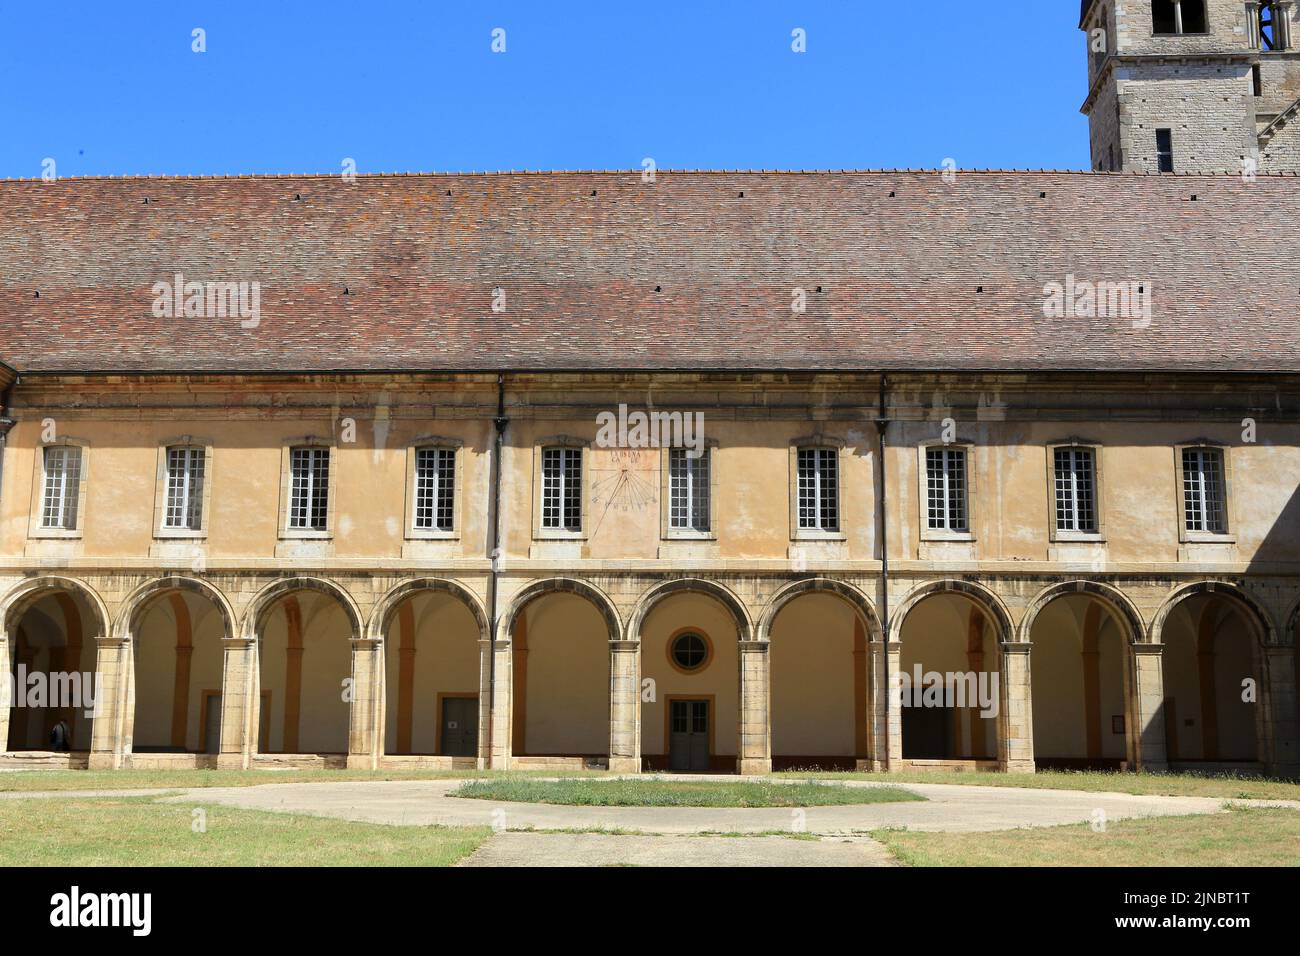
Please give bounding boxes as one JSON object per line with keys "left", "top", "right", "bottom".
{"left": 1257, "top": 1, "right": 1289, "bottom": 50}
{"left": 1156, "top": 129, "right": 1174, "bottom": 172}
{"left": 1253, "top": 64, "right": 1263, "bottom": 97}
{"left": 1153, "top": 0, "right": 1207, "bottom": 35}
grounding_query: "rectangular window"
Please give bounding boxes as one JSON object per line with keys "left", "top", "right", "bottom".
{"left": 796, "top": 448, "right": 839, "bottom": 532}
{"left": 1053, "top": 448, "right": 1098, "bottom": 533}
{"left": 1182, "top": 448, "right": 1226, "bottom": 533}
{"left": 288, "top": 447, "right": 330, "bottom": 530}
{"left": 1253, "top": 64, "right": 1263, "bottom": 97}
{"left": 669, "top": 447, "right": 710, "bottom": 532}
{"left": 541, "top": 447, "right": 582, "bottom": 531}
{"left": 414, "top": 447, "right": 455, "bottom": 531}
{"left": 926, "top": 447, "right": 968, "bottom": 532}
{"left": 41, "top": 446, "right": 82, "bottom": 530}
{"left": 164, "top": 446, "right": 206, "bottom": 530}
{"left": 1156, "top": 128, "right": 1174, "bottom": 173}
{"left": 1153, "top": 0, "right": 1206, "bottom": 34}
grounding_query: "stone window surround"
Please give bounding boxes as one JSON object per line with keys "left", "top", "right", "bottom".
{"left": 403, "top": 437, "right": 462, "bottom": 541}
{"left": 531, "top": 436, "right": 590, "bottom": 540}
{"left": 1045, "top": 438, "right": 1108, "bottom": 543}
{"left": 152, "top": 437, "right": 214, "bottom": 540}
{"left": 659, "top": 440, "right": 719, "bottom": 541}
{"left": 788, "top": 434, "right": 849, "bottom": 542}
{"left": 1173, "top": 439, "right": 1237, "bottom": 543}
{"left": 276, "top": 437, "right": 337, "bottom": 540}
{"left": 917, "top": 439, "right": 977, "bottom": 543}
{"left": 27, "top": 437, "right": 90, "bottom": 540}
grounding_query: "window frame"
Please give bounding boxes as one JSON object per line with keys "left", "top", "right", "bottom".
{"left": 1155, "top": 128, "right": 1175, "bottom": 173}
{"left": 788, "top": 437, "right": 847, "bottom": 541}
{"left": 532, "top": 437, "right": 589, "bottom": 540}
{"left": 661, "top": 443, "right": 718, "bottom": 540}
{"left": 1046, "top": 441, "right": 1106, "bottom": 542}
{"left": 918, "top": 441, "right": 976, "bottom": 542}
{"left": 404, "top": 439, "right": 462, "bottom": 540}
{"left": 1174, "top": 442, "right": 1235, "bottom": 543}
{"left": 28, "top": 438, "right": 90, "bottom": 539}
{"left": 1151, "top": 0, "right": 1209, "bottom": 36}
{"left": 153, "top": 438, "right": 213, "bottom": 539}
{"left": 277, "top": 439, "right": 336, "bottom": 539}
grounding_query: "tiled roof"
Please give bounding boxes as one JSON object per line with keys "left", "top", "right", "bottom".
{"left": 2, "top": 170, "right": 1298, "bottom": 375}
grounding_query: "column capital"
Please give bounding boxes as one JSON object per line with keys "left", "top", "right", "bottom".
{"left": 739, "top": 640, "right": 770, "bottom": 654}
{"left": 1132, "top": 641, "right": 1166, "bottom": 655}
{"left": 478, "top": 638, "right": 511, "bottom": 651}
{"left": 92, "top": 634, "right": 126, "bottom": 647}
{"left": 221, "top": 636, "right": 255, "bottom": 648}
{"left": 349, "top": 636, "right": 382, "bottom": 648}
{"left": 609, "top": 640, "right": 640, "bottom": 652}
{"left": 1000, "top": 641, "right": 1032, "bottom": 655}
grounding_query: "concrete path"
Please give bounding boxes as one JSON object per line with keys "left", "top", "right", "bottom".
{"left": 119, "top": 777, "right": 1296, "bottom": 835}
{"left": 457, "top": 832, "right": 895, "bottom": 867}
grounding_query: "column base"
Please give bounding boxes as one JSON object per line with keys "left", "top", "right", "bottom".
{"left": 479, "top": 754, "right": 511, "bottom": 771}
{"left": 737, "top": 757, "right": 772, "bottom": 776}
{"left": 216, "top": 753, "right": 251, "bottom": 771}
{"left": 1000, "top": 758, "right": 1036, "bottom": 774}
{"left": 1266, "top": 761, "right": 1300, "bottom": 779}
{"left": 1133, "top": 759, "right": 1169, "bottom": 774}
{"left": 608, "top": 757, "right": 641, "bottom": 774}
{"left": 86, "top": 752, "right": 122, "bottom": 771}
{"left": 346, "top": 753, "right": 379, "bottom": 770}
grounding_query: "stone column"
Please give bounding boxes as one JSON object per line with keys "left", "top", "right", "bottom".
{"left": 478, "top": 638, "right": 511, "bottom": 770}
{"left": 88, "top": 634, "right": 130, "bottom": 770}
{"left": 737, "top": 641, "right": 771, "bottom": 775}
{"left": 217, "top": 636, "right": 257, "bottom": 770}
{"left": 1248, "top": 1, "right": 1263, "bottom": 48}
{"left": 347, "top": 637, "right": 383, "bottom": 769}
{"left": 999, "top": 642, "right": 1035, "bottom": 773}
{"left": 0, "top": 630, "right": 10, "bottom": 754}
{"left": 1128, "top": 642, "right": 1169, "bottom": 772}
{"left": 1264, "top": 645, "right": 1299, "bottom": 777}
{"left": 608, "top": 640, "right": 641, "bottom": 773}
{"left": 870, "top": 639, "right": 902, "bottom": 770}
{"left": 1277, "top": 1, "right": 1294, "bottom": 49}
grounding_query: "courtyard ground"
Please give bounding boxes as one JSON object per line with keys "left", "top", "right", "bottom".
{"left": 2, "top": 771, "right": 1297, "bottom": 865}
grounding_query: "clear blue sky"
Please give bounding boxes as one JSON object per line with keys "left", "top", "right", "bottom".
{"left": 0, "top": 1, "right": 1090, "bottom": 178}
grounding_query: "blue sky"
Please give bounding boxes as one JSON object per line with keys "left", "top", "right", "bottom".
{"left": 0, "top": 1, "right": 1089, "bottom": 178}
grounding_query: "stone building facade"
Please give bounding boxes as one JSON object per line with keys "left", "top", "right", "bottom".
{"left": 1082, "top": 0, "right": 1300, "bottom": 171}
{"left": 1, "top": 14, "right": 1299, "bottom": 775}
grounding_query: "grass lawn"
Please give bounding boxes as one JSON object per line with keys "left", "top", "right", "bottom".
{"left": 0, "top": 796, "right": 490, "bottom": 866}
{"left": 0, "top": 767, "right": 601, "bottom": 793}
{"left": 450, "top": 777, "right": 924, "bottom": 807}
{"left": 874, "top": 805, "right": 1300, "bottom": 867}
{"left": 781, "top": 768, "right": 1300, "bottom": 802}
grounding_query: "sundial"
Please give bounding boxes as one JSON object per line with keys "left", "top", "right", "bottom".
{"left": 590, "top": 447, "right": 658, "bottom": 531}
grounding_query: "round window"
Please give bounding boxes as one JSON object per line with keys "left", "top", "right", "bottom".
{"left": 671, "top": 632, "right": 709, "bottom": 672}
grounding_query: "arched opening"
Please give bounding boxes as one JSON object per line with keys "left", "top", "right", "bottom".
{"left": 770, "top": 592, "right": 870, "bottom": 770}
{"left": 382, "top": 588, "right": 481, "bottom": 764}
{"left": 5, "top": 588, "right": 100, "bottom": 756}
{"left": 1027, "top": 593, "right": 1128, "bottom": 770}
{"left": 640, "top": 590, "right": 740, "bottom": 772}
{"left": 257, "top": 587, "right": 353, "bottom": 757}
{"left": 898, "top": 589, "right": 1002, "bottom": 766}
{"left": 130, "top": 585, "right": 227, "bottom": 765}
{"left": 510, "top": 589, "right": 610, "bottom": 768}
{"left": 1161, "top": 592, "right": 1263, "bottom": 768}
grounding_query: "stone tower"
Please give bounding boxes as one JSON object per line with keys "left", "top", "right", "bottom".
{"left": 1081, "top": 1, "right": 1300, "bottom": 172}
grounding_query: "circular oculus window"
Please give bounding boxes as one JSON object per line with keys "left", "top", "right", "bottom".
{"left": 671, "top": 632, "right": 709, "bottom": 672}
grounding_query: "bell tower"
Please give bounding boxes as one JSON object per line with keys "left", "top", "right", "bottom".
{"left": 1081, "top": 1, "right": 1300, "bottom": 172}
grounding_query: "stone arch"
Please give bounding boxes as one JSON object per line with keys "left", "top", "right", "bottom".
{"left": 118, "top": 576, "right": 234, "bottom": 758}
{"left": 1019, "top": 580, "right": 1145, "bottom": 645}
{"left": 1, "top": 576, "right": 111, "bottom": 640}
{"left": 114, "top": 575, "right": 236, "bottom": 643}
{"left": 757, "top": 577, "right": 882, "bottom": 642}
{"left": 241, "top": 576, "right": 364, "bottom": 644}
{"left": 500, "top": 577, "right": 621, "bottom": 643}
{"left": 1282, "top": 595, "right": 1300, "bottom": 648}
{"left": 367, "top": 578, "right": 488, "bottom": 643}
{"left": 1153, "top": 580, "right": 1273, "bottom": 766}
{"left": 1150, "top": 581, "right": 1276, "bottom": 647}
{"left": 890, "top": 579, "right": 1014, "bottom": 645}
{"left": 628, "top": 577, "right": 753, "bottom": 643}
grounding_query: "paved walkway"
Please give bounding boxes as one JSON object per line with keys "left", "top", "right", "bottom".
{"left": 115, "top": 776, "right": 1299, "bottom": 834}
{"left": 457, "top": 831, "right": 896, "bottom": 867}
